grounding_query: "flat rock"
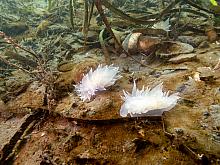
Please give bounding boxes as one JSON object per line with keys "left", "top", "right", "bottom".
{"left": 169, "top": 53, "right": 197, "bottom": 63}
{"left": 2, "top": 22, "right": 29, "bottom": 36}
{"left": 177, "top": 35, "right": 207, "bottom": 47}
{"left": 197, "top": 50, "right": 220, "bottom": 67}
{"left": 6, "top": 82, "right": 46, "bottom": 112}
{"left": 54, "top": 92, "right": 121, "bottom": 120}
{"left": 197, "top": 67, "right": 215, "bottom": 78}
{"left": 55, "top": 59, "right": 99, "bottom": 87}
{"left": 156, "top": 41, "right": 194, "bottom": 57}
{"left": 0, "top": 114, "right": 29, "bottom": 151}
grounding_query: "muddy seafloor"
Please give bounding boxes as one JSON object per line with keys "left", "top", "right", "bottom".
{"left": 1, "top": 47, "right": 220, "bottom": 164}
{"left": 0, "top": 0, "right": 220, "bottom": 164}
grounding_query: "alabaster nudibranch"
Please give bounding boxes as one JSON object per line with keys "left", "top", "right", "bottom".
{"left": 75, "top": 64, "right": 121, "bottom": 101}
{"left": 120, "top": 81, "right": 180, "bottom": 117}
{"left": 152, "top": 18, "right": 171, "bottom": 32}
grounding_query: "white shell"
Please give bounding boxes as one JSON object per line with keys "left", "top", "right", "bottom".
{"left": 75, "top": 64, "right": 121, "bottom": 101}
{"left": 120, "top": 81, "right": 180, "bottom": 117}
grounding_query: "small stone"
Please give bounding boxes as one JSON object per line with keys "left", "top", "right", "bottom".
{"left": 210, "top": 104, "right": 220, "bottom": 112}
{"left": 178, "top": 35, "right": 207, "bottom": 47}
{"left": 209, "top": 105, "right": 220, "bottom": 127}
{"left": 203, "top": 111, "right": 210, "bottom": 117}
{"left": 168, "top": 53, "right": 197, "bottom": 63}
{"left": 6, "top": 82, "right": 46, "bottom": 112}
{"left": 174, "top": 128, "right": 184, "bottom": 135}
{"left": 201, "top": 123, "right": 209, "bottom": 129}
{"left": 56, "top": 59, "right": 99, "bottom": 87}
{"left": 0, "top": 87, "right": 6, "bottom": 93}
{"left": 212, "top": 132, "right": 220, "bottom": 142}
{"left": 198, "top": 41, "right": 209, "bottom": 48}
{"left": 41, "top": 132, "right": 46, "bottom": 137}
{"left": 196, "top": 67, "right": 215, "bottom": 81}
{"left": 86, "top": 110, "right": 96, "bottom": 116}
{"left": 197, "top": 50, "right": 220, "bottom": 67}
{"left": 157, "top": 41, "right": 194, "bottom": 57}
{"left": 119, "top": 53, "right": 127, "bottom": 58}
{"left": 2, "top": 22, "right": 29, "bottom": 36}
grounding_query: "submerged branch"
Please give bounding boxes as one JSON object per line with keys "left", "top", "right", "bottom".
{"left": 101, "top": 0, "right": 157, "bottom": 25}
{"left": 99, "top": 29, "right": 110, "bottom": 64}
{"left": 82, "top": 0, "right": 89, "bottom": 36}
{"left": 185, "top": 0, "right": 215, "bottom": 14}
{"left": 69, "top": 0, "right": 74, "bottom": 29}
{"left": 95, "top": 0, "right": 155, "bottom": 70}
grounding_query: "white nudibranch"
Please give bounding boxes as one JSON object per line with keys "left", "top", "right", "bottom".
{"left": 75, "top": 64, "right": 121, "bottom": 101}
{"left": 120, "top": 81, "right": 180, "bottom": 117}
{"left": 152, "top": 18, "right": 171, "bottom": 32}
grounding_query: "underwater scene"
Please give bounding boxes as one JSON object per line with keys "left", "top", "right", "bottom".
{"left": 0, "top": 0, "right": 220, "bottom": 164}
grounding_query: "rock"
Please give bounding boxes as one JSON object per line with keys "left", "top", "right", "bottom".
{"left": 178, "top": 35, "right": 207, "bottom": 47}
{"left": 213, "top": 87, "right": 220, "bottom": 102}
{"left": 197, "top": 50, "right": 220, "bottom": 67}
{"left": 2, "top": 22, "right": 29, "bottom": 36}
{"left": 54, "top": 94, "right": 78, "bottom": 115}
{"left": 74, "top": 31, "right": 99, "bottom": 42}
{"left": 85, "top": 94, "right": 113, "bottom": 116}
{"left": 180, "top": 78, "right": 206, "bottom": 102}
{"left": 196, "top": 67, "right": 215, "bottom": 81}
{"left": 63, "top": 133, "right": 83, "bottom": 152}
{"left": 168, "top": 53, "right": 197, "bottom": 63}
{"left": 6, "top": 82, "right": 46, "bottom": 112}
{"left": 209, "top": 104, "right": 220, "bottom": 127}
{"left": 174, "top": 128, "right": 184, "bottom": 135}
{"left": 203, "top": 111, "right": 210, "bottom": 117}
{"left": 57, "top": 61, "right": 75, "bottom": 72}
{"left": 0, "top": 100, "right": 6, "bottom": 110}
{"left": 0, "top": 100, "right": 10, "bottom": 119}
{"left": 212, "top": 132, "right": 220, "bottom": 142}
{"left": 138, "top": 36, "right": 161, "bottom": 52}
{"left": 201, "top": 123, "right": 209, "bottom": 129}
{"left": 156, "top": 41, "right": 194, "bottom": 58}
{"left": 55, "top": 91, "right": 121, "bottom": 120}
{"left": 46, "top": 24, "right": 70, "bottom": 36}
{"left": 205, "top": 27, "right": 218, "bottom": 42}
{"left": 198, "top": 41, "right": 210, "bottom": 48}
{"left": 3, "top": 50, "right": 38, "bottom": 68}
{"left": 0, "top": 87, "right": 5, "bottom": 94}
{"left": 0, "top": 114, "right": 30, "bottom": 152}
{"left": 55, "top": 59, "right": 99, "bottom": 87}
{"left": 5, "top": 70, "right": 31, "bottom": 92}
{"left": 210, "top": 104, "right": 220, "bottom": 112}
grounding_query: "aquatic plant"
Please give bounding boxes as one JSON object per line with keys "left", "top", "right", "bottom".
{"left": 75, "top": 65, "right": 121, "bottom": 101}
{"left": 0, "top": 31, "right": 58, "bottom": 110}
{"left": 120, "top": 81, "right": 180, "bottom": 117}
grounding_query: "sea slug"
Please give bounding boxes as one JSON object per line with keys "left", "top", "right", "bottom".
{"left": 152, "top": 18, "right": 171, "bottom": 32}
{"left": 75, "top": 64, "right": 121, "bottom": 101}
{"left": 120, "top": 81, "right": 180, "bottom": 117}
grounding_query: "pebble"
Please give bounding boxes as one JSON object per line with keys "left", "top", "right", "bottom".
{"left": 197, "top": 67, "right": 215, "bottom": 81}
{"left": 197, "top": 51, "right": 220, "bottom": 67}
{"left": 174, "top": 128, "right": 184, "bottom": 135}
{"left": 203, "top": 111, "right": 210, "bottom": 117}
{"left": 210, "top": 104, "right": 220, "bottom": 112}
{"left": 169, "top": 53, "right": 197, "bottom": 63}
{"left": 212, "top": 132, "right": 220, "bottom": 142}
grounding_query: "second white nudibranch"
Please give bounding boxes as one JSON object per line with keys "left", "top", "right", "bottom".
{"left": 120, "top": 81, "right": 180, "bottom": 117}
{"left": 75, "top": 64, "right": 121, "bottom": 101}
{"left": 152, "top": 18, "right": 171, "bottom": 32}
